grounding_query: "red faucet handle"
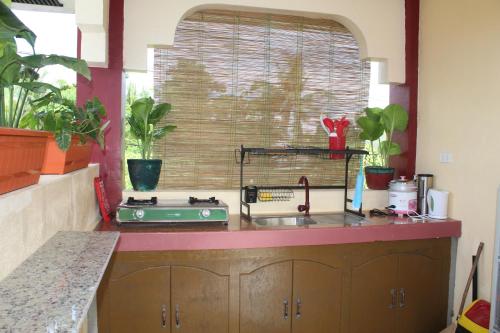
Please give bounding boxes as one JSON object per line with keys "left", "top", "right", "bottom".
{"left": 298, "top": 204, "right": 307, "bottom": 212}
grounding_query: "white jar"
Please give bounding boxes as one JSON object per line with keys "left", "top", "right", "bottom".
{"left": 388, "top": 177, "right": 417, "bottom": 215}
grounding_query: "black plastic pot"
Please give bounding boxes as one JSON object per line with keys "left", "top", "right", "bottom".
{"left": 127, "top": 159, "right": 162, "bottom": 191}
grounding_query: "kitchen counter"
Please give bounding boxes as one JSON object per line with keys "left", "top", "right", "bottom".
{"left": 0, "top": 231, "right": 119, "bottom": 333}
{"left": 98, "top": 214, "right": 461, "bottom": 251}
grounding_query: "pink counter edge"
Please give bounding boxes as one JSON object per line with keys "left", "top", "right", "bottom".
{"left": 113, "top": 221, "right": 461, "bottom": 252}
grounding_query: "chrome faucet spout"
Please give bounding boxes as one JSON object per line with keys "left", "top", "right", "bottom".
{"left": 297, "top": 176, "right": 310, "bottom": 216}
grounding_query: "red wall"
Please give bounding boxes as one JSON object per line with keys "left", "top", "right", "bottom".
{"left": 390, "top": 0, "right": 419, "bottom": 178}
{"left": 77, "top": 0, "right": 124, "bottom": 209}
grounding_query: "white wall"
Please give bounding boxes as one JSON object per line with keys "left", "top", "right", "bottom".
{"left": 418, "top": 0, "right": 500, "bottom": 311}
{"left": 0, "top": 165, "right": 101, "bottom": 281}
{"left": 123, "top": 0, "right": 406, "bottom": 83}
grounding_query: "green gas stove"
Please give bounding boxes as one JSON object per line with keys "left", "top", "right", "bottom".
{"left": 117, "top": 196, "right": 229, "bottom": 224}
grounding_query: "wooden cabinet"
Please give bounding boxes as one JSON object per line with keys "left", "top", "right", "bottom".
{"left": 239, "top": 259, "right": 342, "bottom": 333}
{"left": 349, "top": 240, "right": 450, "bottom": 333}
{"left": 292, "top": 260, "right": 342, "bottom": 333}
{"left": 98, "top": 239, "right": 451, "bottom": 333}
{"left": 98, "top": 253, "right": 230, "bottom": 333}
{"left": 107, "top": 266, "right": 170, "bottom": 333}
{"left": 171, "top": 266, "right": 229, "bottom": 333}
{"left": 240, "top": 261, "right": 293, "bottom": 333}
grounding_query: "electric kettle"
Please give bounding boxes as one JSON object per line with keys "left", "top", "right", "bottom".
{"left": 427, "top": 189, "right": 449, "bottom": 219}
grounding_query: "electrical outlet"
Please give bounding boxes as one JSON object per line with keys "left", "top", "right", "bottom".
{"left": 439, "top": 152, "right": 453, "bottom": 163}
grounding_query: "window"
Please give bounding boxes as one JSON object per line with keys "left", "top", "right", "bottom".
{"left": 152, "top": 10, "right": 371, "bottom": 189}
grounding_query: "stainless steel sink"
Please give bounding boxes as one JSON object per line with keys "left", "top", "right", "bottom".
{"left": 253, "top": 215, "right": 317, "bottom": 227}
{"left": 311, "top": 213, "right": 368, "bottom": 225}
{"left": 252, "top": 213, "right": 369, "bottom": 228}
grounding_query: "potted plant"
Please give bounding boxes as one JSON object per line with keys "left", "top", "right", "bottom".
{"left": 126, "top": 97, "right": 176, "bottom": 191}
{"left": 356, "top": 104, "right": 408, "bottom": 190}
{"left": 0, "top": 2, "right": 91, "bottom": 193}
{"left": 21, "top": 94, "right": 109, "bottom": 174}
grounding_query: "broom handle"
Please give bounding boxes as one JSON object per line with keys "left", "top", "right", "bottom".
{"left": 458, "top": 242, "right": 484, "bottom": 317}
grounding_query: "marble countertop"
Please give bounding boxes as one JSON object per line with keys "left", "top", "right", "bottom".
{"left": 0, "top": 231, "right": 119, "bottom": 333}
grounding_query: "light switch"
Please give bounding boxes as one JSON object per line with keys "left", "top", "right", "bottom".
{"left": 439, "top": 152, "right": 453, "bottom": 163}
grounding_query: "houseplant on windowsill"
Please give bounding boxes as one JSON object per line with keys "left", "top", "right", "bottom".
{"left": 0, "top": 2, "right": 91, "bottom": 193}
{"left": 126, "top": 97, "right": 176, "bottom": 191}
{"left": 356, "top": 104, "right": 408, "bottom": 190}
{"left": 21, "top": 94, "right": 109, "bottom": 174}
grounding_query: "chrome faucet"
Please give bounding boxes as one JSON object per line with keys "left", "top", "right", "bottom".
{"left": 297, "top": 176, "right": 310, "bottom": 216}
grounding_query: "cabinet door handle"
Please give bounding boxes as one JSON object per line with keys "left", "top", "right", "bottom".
{"left": 296, "top": 298, "right": 302, "bottom": 319}
{"left": 161, "top": 304, "right": 167, "bottom": 328}
{"left": 389, "top": 288, "right": 397, "bottom": 309}
{"left": 283, "top": 299, "right": 289, "bottom": 320}
{"left": 399, "top": 288, "right": 406, "bottom": 308}
{"left": 175, "top": 304, "right": 181, "bottom": 329}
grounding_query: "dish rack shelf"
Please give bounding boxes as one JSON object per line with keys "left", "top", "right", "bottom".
{"left": 238, "top": 145, "right": 369, "bottom": 220}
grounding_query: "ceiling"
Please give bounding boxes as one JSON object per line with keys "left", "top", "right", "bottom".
{"left": 11, "top": 0, "right": 74, "bottom": 13}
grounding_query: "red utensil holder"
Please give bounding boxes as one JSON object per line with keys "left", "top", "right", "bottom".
{"left": 329, "top": 135, "right": 346, "bottom": 159}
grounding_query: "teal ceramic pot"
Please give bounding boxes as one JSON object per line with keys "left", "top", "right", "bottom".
{"left": 127, "top": 159, "right": 162, "bottom": 191}
{"left": 365, "top": 166, "right": 395, "bottom": 190}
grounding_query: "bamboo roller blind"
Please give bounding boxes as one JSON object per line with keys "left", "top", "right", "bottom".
{"left": 152, "top": 10, "right": 370, "bottom": 189}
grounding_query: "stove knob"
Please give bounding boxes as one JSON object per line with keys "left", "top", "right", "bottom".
{"left": 135, "top": 209, "right": 145, "bottom": 219}
{"left": 201, "top": 209, "right": 211, "bottom": 218}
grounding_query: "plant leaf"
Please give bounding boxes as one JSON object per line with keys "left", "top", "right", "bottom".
{"left": 152, "top": 124, "right": 176, "bottom": 140}
{"left": 364, "top": 107, "right": 383, "bottom": 122}
{"left": 126, "top": 115, "right": 143, "bottom": 140}
{"left": 149, "top": 102, "right": 171, "bottom": 125}
{"left": 55, "top": 130, "right": 71, "bottom": 151}
{"left": 15, "top": 81, "right": 62, "bottom": 98}
{"left": 0, "top": 40, "right": 20, "bottom": 84}
{"left": 130, "top": 97, "right": 154, "bottom": 124}
{"left": 381, "top": 104, "right": 408, "bottom": 133}
{"left": 356, "top": 116, "right": 384, "bottom": 141}
{"left": 379, "top": 141, "right": 401, "bottom": 156}
{"left": 0, "top": 2, "right": 36, "bottom": 48}
{"left": 21, "top": 54, "right": 91, "bottom": 80}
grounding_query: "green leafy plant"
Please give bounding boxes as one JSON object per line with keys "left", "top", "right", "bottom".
{"left": 356, "top": 104, "right": 408, "bottom": 167}
{"left": 20, "top": 94, "right": 110, "bottom": 151}
{"left": 127, "top": 97, "right": 176, "bottom": 159}
{"left": 0, "top": 2, "right": 91, "bottom": 128}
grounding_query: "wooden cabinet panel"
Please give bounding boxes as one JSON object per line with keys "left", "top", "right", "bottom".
{"left": 171, "top": 266, "right": 229, "bottom": 333}
{"left": 108, "top": 266, "right": 170, "bottom": 333}
{"left": 292, "top": 260, "right": 342, "bottom": 333}
{"left": 397, "top": 254, "right": 446, "bottom": 333}
{"left": 350, "top": 254, "right": 399, "bottom": 333}
{"left": 240, "top": 261, "right": 293, "bottom": 333}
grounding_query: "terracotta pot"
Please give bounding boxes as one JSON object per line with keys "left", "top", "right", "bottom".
{"left": 42, "top": 135, "right": 92, "bottom": 174}
{"left": 365, "top": 166, "right": 395, "bottom": 190}
{"left": 0, "top": 128, "right": 48, "bottom": 195}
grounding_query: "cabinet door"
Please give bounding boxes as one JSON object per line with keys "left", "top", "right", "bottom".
{"left": 170, "top": 266, "right": 229, "bottom": 333}
{"left": 240, "top": 261, "right": 293, "bottom": 333}
{"left": 108, "top": 266, "right": 170, "bottom": 333}
{"left": 350, "top": 255, "right": 398, "bottom": 333}
{"left": 397, "top": 254, "right": 446, "bottom": 333}
{"left": 291, "top": 260, "right": 342, "bottom": 333}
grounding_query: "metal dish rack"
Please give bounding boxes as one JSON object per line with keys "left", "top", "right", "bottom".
{"left": 237, "top": 145, "right": 369, "bottom": 220}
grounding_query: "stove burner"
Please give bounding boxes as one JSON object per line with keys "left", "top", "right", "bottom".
{"left": 189, "top": 196, "right": 219, "bottom": 205}
{"left": 127, "top": 197, "right": 158, "bottom": 206}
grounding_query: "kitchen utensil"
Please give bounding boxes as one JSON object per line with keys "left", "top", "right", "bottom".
{"left": 427, "top": 189, "right": 449, "bottom": 219}
{"left": 352, "top": 158, "right": 364, "bottom": 210}
{"left": 388, "top": 176, "right": 417, "bottom": 215}
{"left": 416, "top": 174, "right": 433, "bottom": 214}
{"left": 245, "top": 186, "right": 258, "bottom": 203}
